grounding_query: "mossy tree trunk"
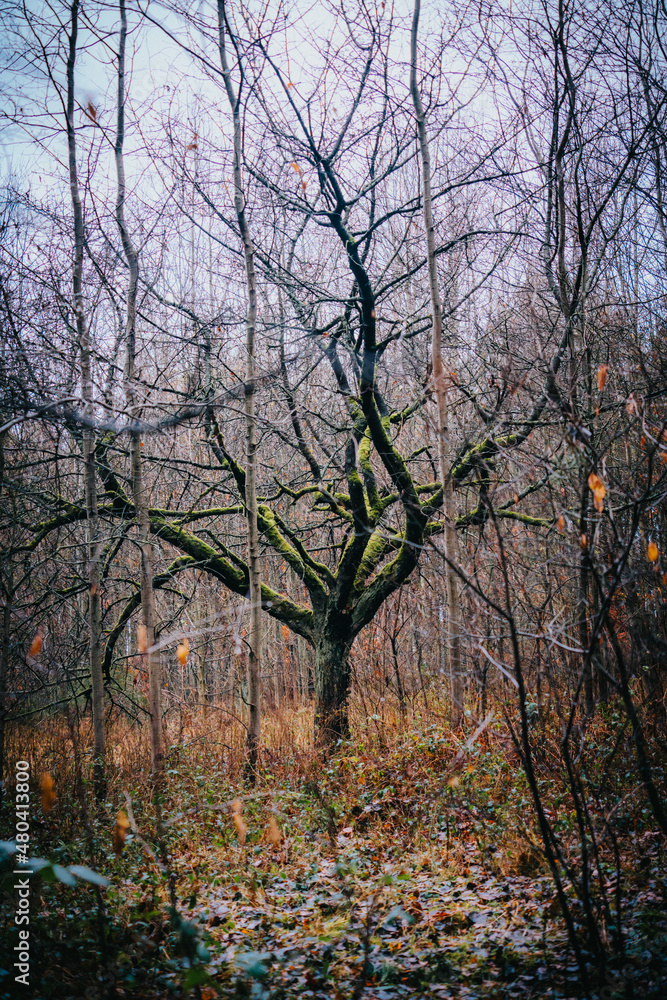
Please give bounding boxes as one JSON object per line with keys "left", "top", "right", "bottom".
{"left": 313, "top": 613, "right": 353, "bottom": 746}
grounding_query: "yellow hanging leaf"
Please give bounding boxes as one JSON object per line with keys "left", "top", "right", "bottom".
{"left": 587, "top": 472, "right": 606, "bottom": 513}
{"left": 176, "top": 639, "right": 190, "bottom": 666}
{"left": 40, "top": 773, "right": 56, "bottom": 813}
{"left": 114, "top": 811, "right": 131, "bottom": 856}
{"left": 648, "top": 541, "right": 659, "bottom": 563}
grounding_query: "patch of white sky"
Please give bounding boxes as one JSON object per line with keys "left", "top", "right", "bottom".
{"left": 0, "top": 0, "right": 568, "bottom": 316}
{"left": 0, "top": 0, "right": 509, "bottom": 199}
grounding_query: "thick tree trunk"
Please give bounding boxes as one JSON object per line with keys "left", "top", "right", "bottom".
{"left": 67, "top": 0, "right": 106, "bottom": 798}
{"left": 314, "top": 632, "right": 352, "bottom": 746}
{"left": 410, "top": 0, "right": 463, "bottom": 729}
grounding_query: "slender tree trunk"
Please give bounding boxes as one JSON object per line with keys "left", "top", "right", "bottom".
{"left": 114, "top": 0, "right": 162, "bottom": 775}
{"left": 410, "top": 0, "right": 463, "bottom": 729}
{"left": 218, "top": 1, "right": 261, "bottom": 777}
{"left": 67, "top": 0, "right": 106, "bottom": 797}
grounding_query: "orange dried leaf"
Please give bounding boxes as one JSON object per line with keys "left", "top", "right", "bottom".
{"left": 28, "top": 634, "right": 43, "bottom": 658}
{"left": 557, "top": 514, "right": 565, "bottom": 532}
{"left": 114, "top": 810, "right": 131, "bottom": 856}
{"left": 176, "top": 639, "right": 190, "bottom": 666}
{"left": 597, "top": 364, "right": 608, "bottom": 392}
{"left": 588, "top": 473, "right": 606, "bottom": 512}
{"left": 648, "top": 541, "right": 659, "bottom": 563}
{"left": 580, "top": 533, "right": 587, "bottom": 548}
{"left": 587, "top": 472, "right": 605, "bottom": 494}
{"left": 40, "top": 772, "right": 56, "bottom": 813}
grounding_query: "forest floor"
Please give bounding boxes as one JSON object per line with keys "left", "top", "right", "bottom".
{"left": 1, "top": 707, "right": 666, "bottom": 999}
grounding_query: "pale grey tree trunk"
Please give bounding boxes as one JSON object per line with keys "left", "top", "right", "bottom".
{"left": 218, "top": 1, "right": 262, "bottom": 776}
{"left": 410, "top": 0, "right": 464, "bottom": 729}
{"left": 67, "top": 0, "right": 106, "bottom": 795}
{"left": 115, "top": 0, "right": 162, "bottom": 773}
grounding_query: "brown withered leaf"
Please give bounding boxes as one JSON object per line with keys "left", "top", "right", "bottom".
{"left": 137, "top": 623, "right": 148, "bottom": 655}
{"left": 114, "top": 810, "right": 131, "bottom": 856}
{"left": 176, "top": 639, "right": 190, "bottom": 665}
{"left": 597, "top": 363, "right": 608, "bottom": 392}
{"left": 40, "top": 772, "right": 56, "bottom": 813}
{"left": 231, "top": 799, "right": 247, "bottom": 846}
{"left": 267, "top": 814, "right": 283, "bottom": 847}
{"left": 648, "top": 541, "right": 659, "bottom": 563}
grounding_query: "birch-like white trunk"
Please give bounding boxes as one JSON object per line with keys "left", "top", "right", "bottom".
{"left": 115, "top": 0, "right": 162, "bottom": 774}
{"left": 218, "top": 1, "right": 262, "bottom": 774}
{"left": 410, "top": 0, "right": 464, "bottom": 728}
{"left": 67, "top": 0, "right": 106, "bottom": 793}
